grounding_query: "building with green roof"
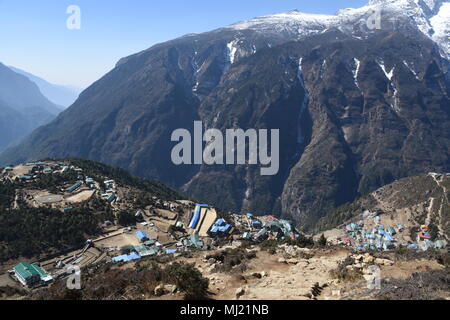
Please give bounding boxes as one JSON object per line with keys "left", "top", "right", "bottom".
{"left": 13, "top": 263, "right": 53, "bottom": 287}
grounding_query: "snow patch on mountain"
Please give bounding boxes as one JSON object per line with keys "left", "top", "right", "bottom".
{"left": 430, "top": 2, "right": 450, "bottom": 58}
{"left": 353, "top": 58, "right": 361, "bottom": 89}
{"left": 378, "top": 61, "right": 395, "bottom": 80}
{"left": 403, "top": 60, "right": 419, "bottom": 79}
{"left": 227, "top": 40, "right": 239, "bottom": 64}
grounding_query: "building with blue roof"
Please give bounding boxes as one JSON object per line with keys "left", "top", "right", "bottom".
{"left": 112, "top": 252, "right": 141, "bottom": 263}
{"left": 209, "top": 219, "right": 231, "bottom": 236}
{"left": 252, "top": 221, "right": 263, "bottom": 229}
{"left": 135, "top": 230, "right": 149, "bottom": 242}
{"left": 18, "top": 174, "right": 33, "bottom": 180}
{"left": 106, "top": 193, "right": 117, "bottom": 203}
{"left": 66, "top": 181, "right": 82, "bottom": 193}
{"left": 189, "top": 204, "right": 209, "bottom": 229}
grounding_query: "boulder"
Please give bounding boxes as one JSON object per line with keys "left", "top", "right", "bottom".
{"left": 278, "top": 258, "right": 287, "bottom": 264}
{"left": 375, "top": 258, "right": 394, "bottom": 266}
{"left": 154, "top": 284, "right": 177, "bottom": 296}
{"left": 363, "top": 254, "right": 375, "bottom": 264}
{"left": 235, "top": 287, "right": 245, "bottom": 299}
{"left": 154, "top": 284, "right": 166, "bottom": 297}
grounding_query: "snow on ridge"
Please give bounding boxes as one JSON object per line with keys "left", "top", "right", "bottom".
{"left": 224, "top": 0, "right": 448, "bottom": 58}
{"left": 430, "top": 2, "right": 450, "bottom": 58}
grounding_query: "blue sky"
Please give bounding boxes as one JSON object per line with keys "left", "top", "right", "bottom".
{"left": 0, "top": 0, "right": 367, "bottom": 88}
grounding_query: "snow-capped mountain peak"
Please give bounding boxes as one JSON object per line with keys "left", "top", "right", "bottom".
{"left": 225, "top": 0, "right": 449, "bottom": 58}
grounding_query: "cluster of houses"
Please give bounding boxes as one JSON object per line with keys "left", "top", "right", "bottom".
{"left": 101, "top": 180, "right": 118, "bottom": 203}
{"left": 340, "top": 216, "right": 447, "bottom": 252}
{"left": 109, "top": 204, "right": 299, "bottom": 265}
{"left": 341, "top": 217, "right": 403, "bottom": 251}
{"left": 1, "top": 161, "right": 88, "bottom": 184}
{"left": 232, "top": 213, "right": 298, "bottom": 242}
{"left": 416, "top": 225, "right": 447, "bottom": 250}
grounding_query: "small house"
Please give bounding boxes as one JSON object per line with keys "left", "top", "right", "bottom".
{"left": 135, "top": 230, "right": 149, "bottom": 242}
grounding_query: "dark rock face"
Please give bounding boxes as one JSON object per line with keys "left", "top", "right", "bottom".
{"left": 1, "top": 12, "right": 449, "bottom": 230}
{"left": 281, "top": 32, "right": 450, "bottom": 229}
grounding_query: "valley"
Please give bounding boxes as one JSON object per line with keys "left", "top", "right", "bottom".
{"left": 0, "top": 0, "right": 449, "bottom": 303}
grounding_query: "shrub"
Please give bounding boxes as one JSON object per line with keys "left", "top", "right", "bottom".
{"left": 317, "top": 234, "right": 327, "bottom": 247}
{"left": 207, "top": 248, "right": 257, "bottom": 273}
{"left": 375, "top": 269, "right": 450, "bottom": 300}
{"left": 330, "top": 256, "right": 363, "bottom": 282}
{"left": 117, "top": 211, "right": 136, "bottom": 226}
{"left": 165, "top": 262, "right": 209, "bottom": 300}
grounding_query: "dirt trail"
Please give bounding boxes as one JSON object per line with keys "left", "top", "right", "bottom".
{"left": 428, "top": 173, "right": 448, "bottom": 239}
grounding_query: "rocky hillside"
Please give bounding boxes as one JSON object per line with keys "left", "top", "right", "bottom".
{"left": 15, "top": 243, "right": 450, "bottom": 301}
{"left": 0, "top": 0, "right": 449, "bottom": 230}
{"left": 316, "top": 173, "right": 450, "bottom": 242}
{"left": 0, "top": 158, "right": 184, "bottom": 263}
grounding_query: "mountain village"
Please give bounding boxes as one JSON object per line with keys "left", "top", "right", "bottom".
{"left": 0, "top": 160, "right": 447, "bottom": 298}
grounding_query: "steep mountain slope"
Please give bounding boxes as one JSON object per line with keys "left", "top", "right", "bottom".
{"left": 0, "top": 103, "right": 31, "bottom": 151}
{"left": 9, "top": 66, "right": 82, "bottom": 108}
{"left": 0, "top": 64, "right": 62, "bottom": 115}
{"left": 0, "top": 0, "right": 449, "bottom": 230}
{"left": 0, "top": 64, "right": 61, "bottom": 152}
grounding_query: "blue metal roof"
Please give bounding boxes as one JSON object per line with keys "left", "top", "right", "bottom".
{"left": 189, "top": 204, "right": 209, "bottom": 229}
{"left": 218, "top": 224, "right": 231, "bottom": 232}
{"left": 66, "top": 181, "right": 82, "bottom": 192}
{"left": 136, "top": 230, "right": 149, "bottom": 241}
{"left": 112, "top": 252, "right": 141, "bottom": 262}
{"left": 215, "top": 219, "right": 226, "bottom": 226}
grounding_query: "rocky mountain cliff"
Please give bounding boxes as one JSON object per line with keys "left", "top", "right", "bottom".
{"left": 0, "top": 0, "right": 449, "bottom": 230}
